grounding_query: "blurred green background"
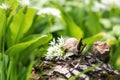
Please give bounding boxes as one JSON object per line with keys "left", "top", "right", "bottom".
{"left": 0, "top": 0, "right": 120, "bottom": 80}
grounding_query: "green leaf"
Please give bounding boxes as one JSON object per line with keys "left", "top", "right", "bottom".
{"left": 83, "top": 32, "right": 105, "bottom": 44}
{"left": 63, "top": 12, "right": 84, "bottom": 39}
{"left": 110, "top": 45, "right": 120, "bottom": 70}
{"left": 0, "top": 9, "right": 6, "bottom": 52}
{"left": 21, "top": 34, "right": 43, "bottom": 42}
{"left": 0, "top": 0, "right": 4, "bottom": 4}
{"left": 20, "top": 34, "right": 52, "bottom": 62}
{"left": 6, "top": 1, "right": 19, "bottom": 23}
{"left": 86, "top": 12, "right": 102, "bottom": 36}
{"left": 34, "top": 44, "right": 48, "bottom": 57}
{"left": 54, "top": 4, "right": 84, "bottom": 39}
{"left": 22, "top": 8, "right": 36, "bottom": 35}
{"left": 8, "top": 9, "right": 24, "bottom": 46}
{"left": 5, "top": 34, "right": 52, "bottom": 60}
{"left": 7, "top": 8, "right": 36, "bottom": 47}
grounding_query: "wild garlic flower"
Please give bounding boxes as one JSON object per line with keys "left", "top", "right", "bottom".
{"left": 101, "top": 0, "right": 120, "bottom": 8}
{"left": 84, "top": 0, "right": 90, "bottom": 5}
{"left": 46, "top": 37, "right": 65, "bottom": 60}
{"left": 0, "top": 3, "right": 9, "bottom": 10}
{"left": 92, "top": 1, "right": 109, "bottom": 12}
{"left": 92, "top": 0, "right": 120, "bottom": 12}
{"left": 18, "top": 0, "right": 30, "bottom": 6}
{"left": 37, "top": 7, "right": 61, "bottom": 18}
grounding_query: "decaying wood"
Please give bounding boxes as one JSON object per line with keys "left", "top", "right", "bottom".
{"left": 31, "top": 38, "right": 120, "bottom": 80}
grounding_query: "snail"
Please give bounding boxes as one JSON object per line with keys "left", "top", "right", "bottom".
{"left": 64, "top": 38, "right": 79, "bottom": 54}
{"left": 63, "top": 38, "right": 86, "bottom": 58}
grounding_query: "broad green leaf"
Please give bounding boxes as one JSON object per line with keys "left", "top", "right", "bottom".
{"left": 62, "top": 12, "right": 84, "bottom": 39}
{"left": 8, "top": 9, "right": 24, "bottom": 46}
{"left": 22, "top": 8, "right": 36, "bottom": 35}
{"left": 86, "top": 12, "right": 102, "bottom": 36}
{"left": 0, "top": 0, "right": 4, "bottom": 4}
{"left": 110, "top": 45, "right": 120, "bottom": 70}
{"left": 6, "top": 1, "right": 19, "bottom": 23}
{"left": 54, "top": 4, "right": 84, "bottom": 39}
{"left": 33, "top": 44, "right": 48, "bottom": 57}
{"left": 0, "top": 54, "right": 9, "bottom": 80}
{"left": 68, "top": 7, "right": 85, "bottom": 29}
{"left": 83, "top": 32, "right": 105, "bottom": 44}
{"left": 7, "top": 8, "right": 36, "bottom": 47}
{"left": 21, "top": 34, "right": 43, "bottom": 42}
{"left": 0, "top": 9, "right": 6, "bottom": 52}
{"left": 5, "top": 34, "right": 52, "bottom": 60}
{"left": 20, "top": 34, "right": 52, "bottom": 62}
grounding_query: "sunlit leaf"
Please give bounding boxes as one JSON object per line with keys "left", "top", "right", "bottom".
{"left": 100, "top": 18, "right": 111, "bottom": 29}
{"left": 7, "top": 8, "right": 24, "bottom": 46}
{"left": 20, "top": 34, "right": 52, "bottom": 62}
{"left": 5, "top": 34, "right": 52, "bottom": 60}
{"left": 54, "top": 4, "right": 84, "bottom": 39}
{"left": 0, "top": 9, "right": 6, "bottom": 52}
{"left": 6, "top": 1, "right": 19, "bottom": 23}
{"left": 7, "top": 8, "right": 36, "bottom": 47}
{"left": 22, "top": 8, "right": 36, "bottom": 35}
{"left": 110, "top": 45, "right": 120, "bottom": 70}
{"left": 62, "top": 12, "right": 84, "bottom": 38}
{"left": 0, "top": 0, "right": 4, "bottom": 4}
{"left": 83, "top": 32, "right": 105, "bottom": 44}
{"left": 21, "top": 34, "right": 43, "bottom": 42}
{"left": 86, "top": 12, "right": 102, "bottom": 36}
{"left": 113, "top": 25, "right": 120, "bottom": 36}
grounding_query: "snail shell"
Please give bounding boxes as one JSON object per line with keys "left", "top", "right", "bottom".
{"left": 64, "top": 38, "right": 79, "bottom": 54}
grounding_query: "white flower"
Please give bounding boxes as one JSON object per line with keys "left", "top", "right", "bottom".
{"left": 111, "top": 17, "right": 120, "bottom": 23}
{"left": 46, "top": 37, "right": 65, "bottom": 60}
{"left": 39, "top": 0, "right": 49, "bottom": 5}
{"left": 37, "top": 7, "right": 61, "bottom": 18}
{"left": 18, "top": 0, "right": 30, "bottom": 6}
{"left": 92, "top": 1, "right": 109, "bottom": 12}
{"left": 49, "top": 38, "right": 56, "bottom": 46}
{"left": 57, "top": 36, "right": 64, "bottom": 47}
{"left": 0, "top": 3, "right": 9, "bottom": 10}
{"left": 101, "top": 0, "right": 120, "bottom": 8}
{"left": 84, "top": 0, "right": 90, "bottom": 5}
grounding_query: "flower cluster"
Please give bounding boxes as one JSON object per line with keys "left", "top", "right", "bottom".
{"left": 0, "top": 3, "right": 9, "bottom": 10}
{"left": 37, "top": 7, "right": 61, "bottom": 18}
{"left": 46, "top": 37, "right": 65, "bottom": 60}
{"left": 84, "top": 0, "right": 120, "bottom": 12}
{"left": 92, "top": 1, "right": 109, "bottom": 12}
{"left": 17, "top": 0, "right": 30, "bottom": 6}
{"left": 101, "top": 0, "right": 120, "bottom": 8}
